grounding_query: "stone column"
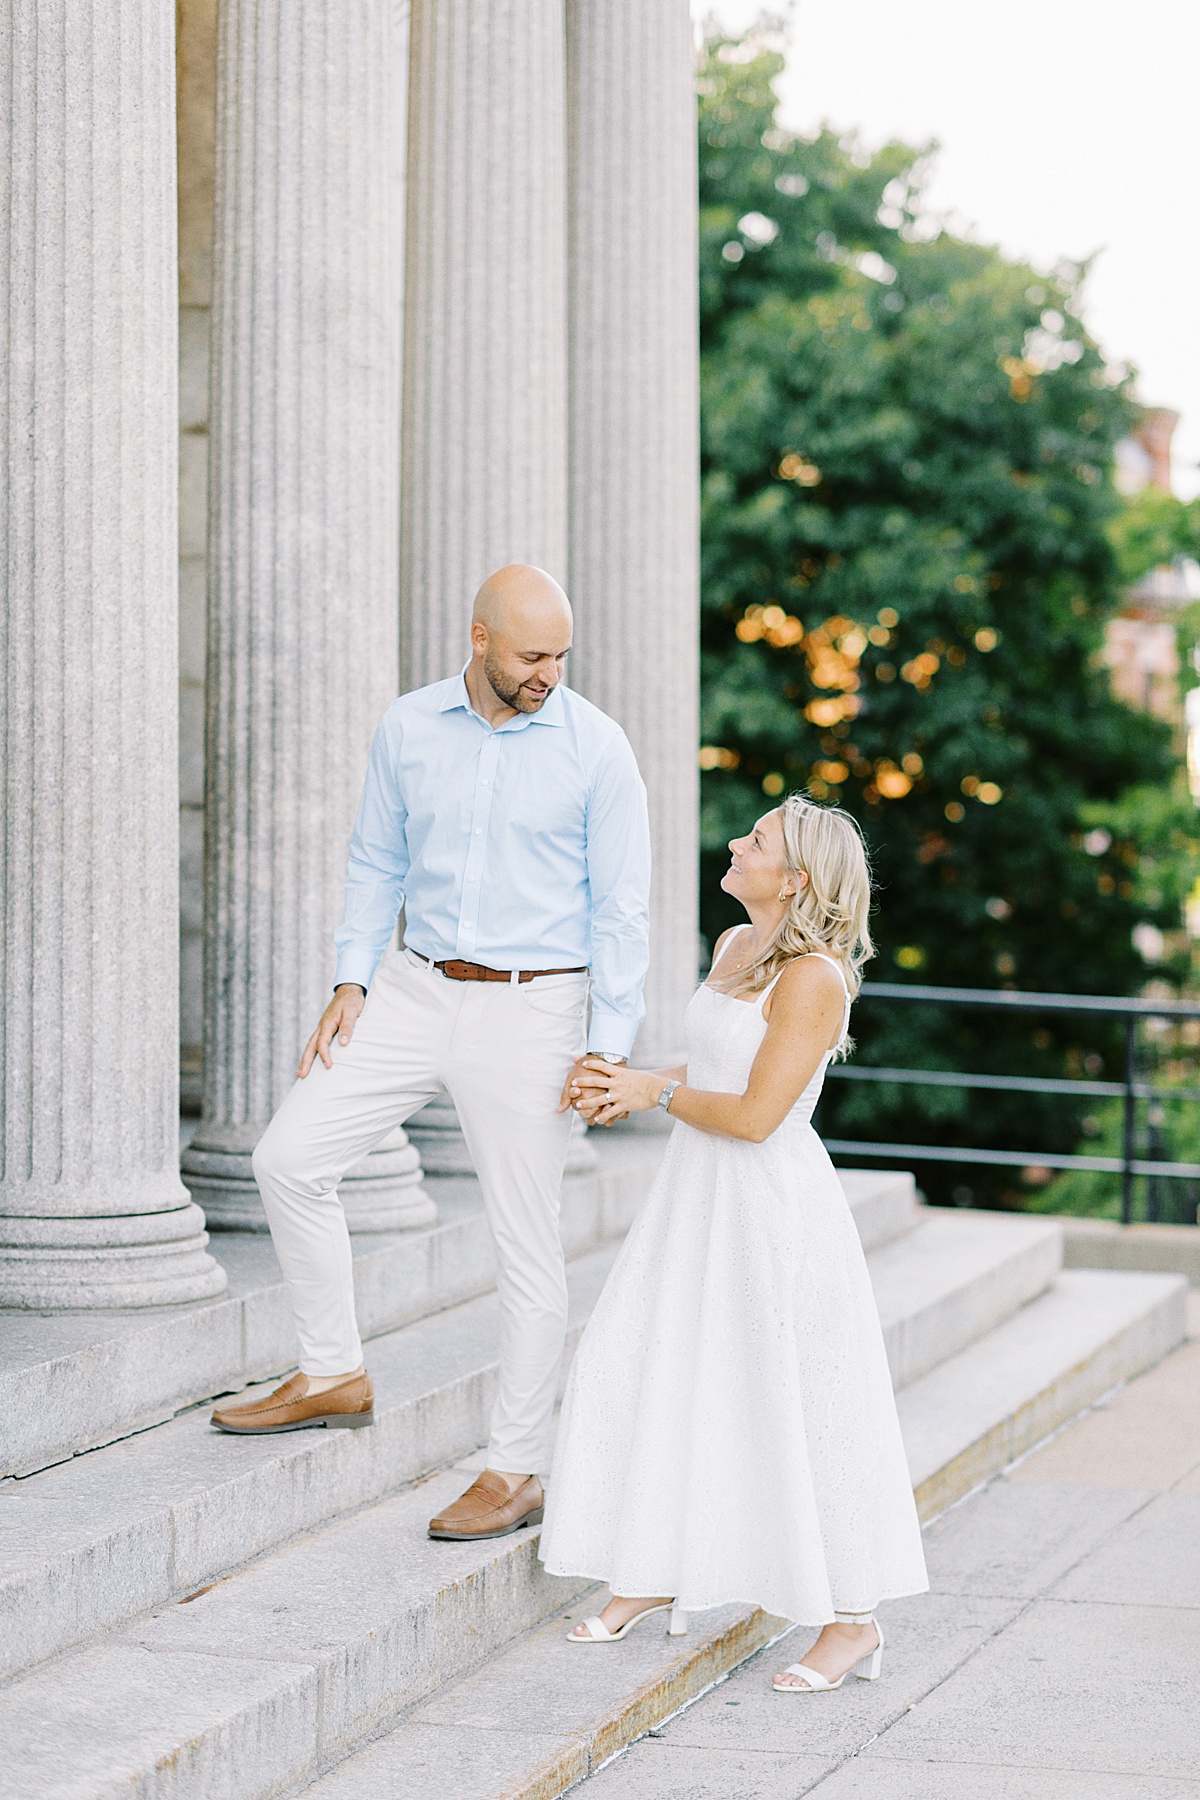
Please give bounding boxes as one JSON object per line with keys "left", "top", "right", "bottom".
{"left": 400, "top": 0, "right": 581, "bottom": 1165}
{"left": 176, "top": 0, "right": 220, "bottom": 1113}
{"left": 0, "top": 4, "right": 226, "bottom": 1306}
{"left": 565, "top": 0, "right": 700, "bottom": 1064}
{"left": 399, "top": 0, "right": 568, "bottom": 686}
{"left": 181, "top": 0, "right": 431, "bottom": 1232}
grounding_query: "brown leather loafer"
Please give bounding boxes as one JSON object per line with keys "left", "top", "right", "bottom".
{"left": 211, "top": 1370, "right": 374, "bottom": 1434}
{"left": 428, "top": 1470, "right": 544, "bottom": 1540}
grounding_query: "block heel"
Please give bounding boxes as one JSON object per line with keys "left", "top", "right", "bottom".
{"left": 773, "top": 1620, "right": 883, "bottom": 1693}
{"left": 854, "top": 1623, "right": 884, "bottom": 1680}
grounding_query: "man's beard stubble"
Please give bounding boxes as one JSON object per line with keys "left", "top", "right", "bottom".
{"left": 483, "top": 650, "right": 546, "bottom": 714}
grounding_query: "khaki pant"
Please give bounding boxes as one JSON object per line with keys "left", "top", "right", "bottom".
{"left": 252, "top": 948, "right": 587, "bottom": 1474}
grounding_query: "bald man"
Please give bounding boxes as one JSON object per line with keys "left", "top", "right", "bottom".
{"left": 212, "top": 566, "right": 651, "bottom": 1543}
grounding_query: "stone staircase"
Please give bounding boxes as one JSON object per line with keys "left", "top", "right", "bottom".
{"left": 0, "top": 1145, "right": 1185, "bottom": 1800}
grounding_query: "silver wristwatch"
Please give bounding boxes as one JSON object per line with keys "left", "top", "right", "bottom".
{"left": 657, "top": 1080, "right": 680, "bottom": 1114}
{"left": 590, "top": 1052, "right": 626, "bottom": 1065}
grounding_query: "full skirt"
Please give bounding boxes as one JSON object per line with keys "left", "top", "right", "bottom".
{"left": 539, "top": 1117, "right": 929, "bottom": 1625}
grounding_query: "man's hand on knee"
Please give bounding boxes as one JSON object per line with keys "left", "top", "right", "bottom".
{"left": 298, "top": 984, "right": 366, "bottom": 1077}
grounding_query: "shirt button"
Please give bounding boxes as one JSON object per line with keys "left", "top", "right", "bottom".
{"left": 468, "top": 875, "right": 476, "bottom": 882}
{"left": 475, "top": 828, "right": 481, "bottom": 835}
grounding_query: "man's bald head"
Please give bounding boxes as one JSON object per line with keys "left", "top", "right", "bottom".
{"left": 468, "top": 564, "right": 573, "bottom": 719}
{"left": 471, "top": 564, "right": 572, "bottom": 636}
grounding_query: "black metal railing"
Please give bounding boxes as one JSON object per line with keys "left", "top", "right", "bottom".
{"left": 821, "top": 981, "right": 1200, "bottom": 1225}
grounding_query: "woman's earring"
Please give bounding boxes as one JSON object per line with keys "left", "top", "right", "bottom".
{"left": 778, "top": 889, "right": 791, "bottom": 903}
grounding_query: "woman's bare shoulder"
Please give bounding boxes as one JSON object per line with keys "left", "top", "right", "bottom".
{"left": 765, "top": 952, "right": 848, "bottom": 1017}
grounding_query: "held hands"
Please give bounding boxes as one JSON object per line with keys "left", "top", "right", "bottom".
{"left": 557, "top": 1051, "right": 629, "bottom": 1123}
{"left": 560, "top": 1057, "right": 664, "bottom": 1126}
{"left": 298, "top": 984, "right": 366, "bottom": 1078}
{"left": 556, "top": 1055, "right": 630, "bottom": 1126}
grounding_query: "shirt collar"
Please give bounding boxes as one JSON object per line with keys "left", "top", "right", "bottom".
{"left": 441, "top": 664, "right": 565, "bottom": 730}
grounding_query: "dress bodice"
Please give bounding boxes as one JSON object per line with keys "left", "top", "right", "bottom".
{"left": 684, "top": 941, "right": 850, "bottom": 1133}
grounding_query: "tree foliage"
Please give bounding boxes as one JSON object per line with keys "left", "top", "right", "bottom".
{"left": 696, "top": 30, "right": 1178, "bottom": 1202}
{"left": 1109, "top": 488, "right": 1200, "bottom": 589}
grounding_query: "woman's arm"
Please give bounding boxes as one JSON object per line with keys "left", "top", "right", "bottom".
{"left": 574, "top": 957, "right": 845, "bottom": 1143}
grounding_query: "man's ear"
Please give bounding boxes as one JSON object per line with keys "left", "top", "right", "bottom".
{"left": 469, "top": 620, "right": 488, "bottom": 655}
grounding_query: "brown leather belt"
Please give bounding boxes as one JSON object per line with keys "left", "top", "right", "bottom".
{"left": 434, "top": 959, "right": 588, "bottom": 984}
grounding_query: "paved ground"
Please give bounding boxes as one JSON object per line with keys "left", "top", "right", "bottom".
{"left": 577, "top": 1293, "right": 1200, "bottom": 1799}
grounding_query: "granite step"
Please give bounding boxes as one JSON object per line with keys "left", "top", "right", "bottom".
{"left": 872, "top": 1207, "right": 1062, "bottom": 1389}
{"left": 0, "top": 1261, "right": 1183, "bottom": 1797}
{"left": 837, "top": 1166, "right": 916, "bottom": 1252}
{"left": 0, "top": 1188, "right": 1022, "bottom": 1690}
{"left": 0, "top": 1152, "right": 908, "bottom": 1483}
{"left": 0, "top": 1173, "right": 917, "bottom": 1689}
{"left": 293, "top": 1271, "right": 1189, "bottom": 1800}
{"left": 0, "top": 1136, "right": 663, "bottom": 1481}
{"left": 298, "top": 1593, "right": 787, "bottom": 1800}
{"left": 902, "top": 1266, "right": 1188, "bottom": 1520}
{"left": 0, "top": 1464, "right": 593, "bottom": 1800}
{"left": 0, "top": 1252, "right": 610, "bottom": 1686}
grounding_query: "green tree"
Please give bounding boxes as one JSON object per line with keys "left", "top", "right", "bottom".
{"left": 1108, "top": 487, "right": 1200, "bottom": 588}
{"left": 697, "top": 28, "right": 1178, "bottom": 1203}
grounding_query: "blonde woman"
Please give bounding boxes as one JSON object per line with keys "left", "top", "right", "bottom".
{"left": 539, "top": 795, "right": 927, "bottom": 1692}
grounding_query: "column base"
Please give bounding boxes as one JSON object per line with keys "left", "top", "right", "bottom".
{"left": 0, "top": 1203, "right": 228, "bottom": 1309}
{"left": 406, "top": 1095, "right": 598, "bottom": 1174}
{"left": 182, "top": 1126, "right": 436, "bottom": 1233}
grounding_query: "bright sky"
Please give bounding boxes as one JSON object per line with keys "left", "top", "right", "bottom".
{"left": 696, "top": 0, "right": 1200, "bottom": 497}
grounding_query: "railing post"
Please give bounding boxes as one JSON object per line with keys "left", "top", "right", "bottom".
{"left": 1146, "top": 1106, "right": 1165, "bottom": 1225}
{"left": 1121, "top": 1016, "right": 1137, "bottom": 1226}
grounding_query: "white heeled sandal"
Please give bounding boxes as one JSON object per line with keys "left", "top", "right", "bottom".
{"left": 568, "top": 1601, "right": 688, "bottom": 1643}
{"left": 772, "top": 1619, "right": 884, "bottom": 1692}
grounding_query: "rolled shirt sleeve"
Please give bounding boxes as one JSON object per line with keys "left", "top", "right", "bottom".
{"left": 584, "top": 731, "right": 652, "bottom": 1057}
{"left": 333, "top": 708, "right": 410, "bottom": 991}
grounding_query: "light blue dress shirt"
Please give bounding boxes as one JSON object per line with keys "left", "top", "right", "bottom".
{"left": 334, "top": 670, "right": 652, "bottom": 1056}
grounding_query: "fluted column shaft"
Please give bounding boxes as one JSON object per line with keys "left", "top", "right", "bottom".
{"left": 566, "top": 0, "right": 700, "bottom": 1062}
{"left": 0, "top": 3, "right": 225, "bottom": 1306}
{"left": 183, "top": 0, "right": 430, "bottom": 1231}
{"left": 400, "top": 0, "right": 568, "bottom": 686}
{"left": 400, "top": 0, "right": 572, "bottom": 1169}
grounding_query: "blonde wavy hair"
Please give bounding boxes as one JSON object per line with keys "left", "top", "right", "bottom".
{"left": 715, "top": 793, "right": 874, "bottom": 1011}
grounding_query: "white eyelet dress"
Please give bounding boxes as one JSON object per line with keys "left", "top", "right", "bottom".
{"left": 539, "top": 942, "right": 929, "bottom": 1626}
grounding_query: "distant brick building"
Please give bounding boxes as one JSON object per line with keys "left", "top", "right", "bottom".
{"left": 1106, "top": 408, "right": 1200, "bottom": 721}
